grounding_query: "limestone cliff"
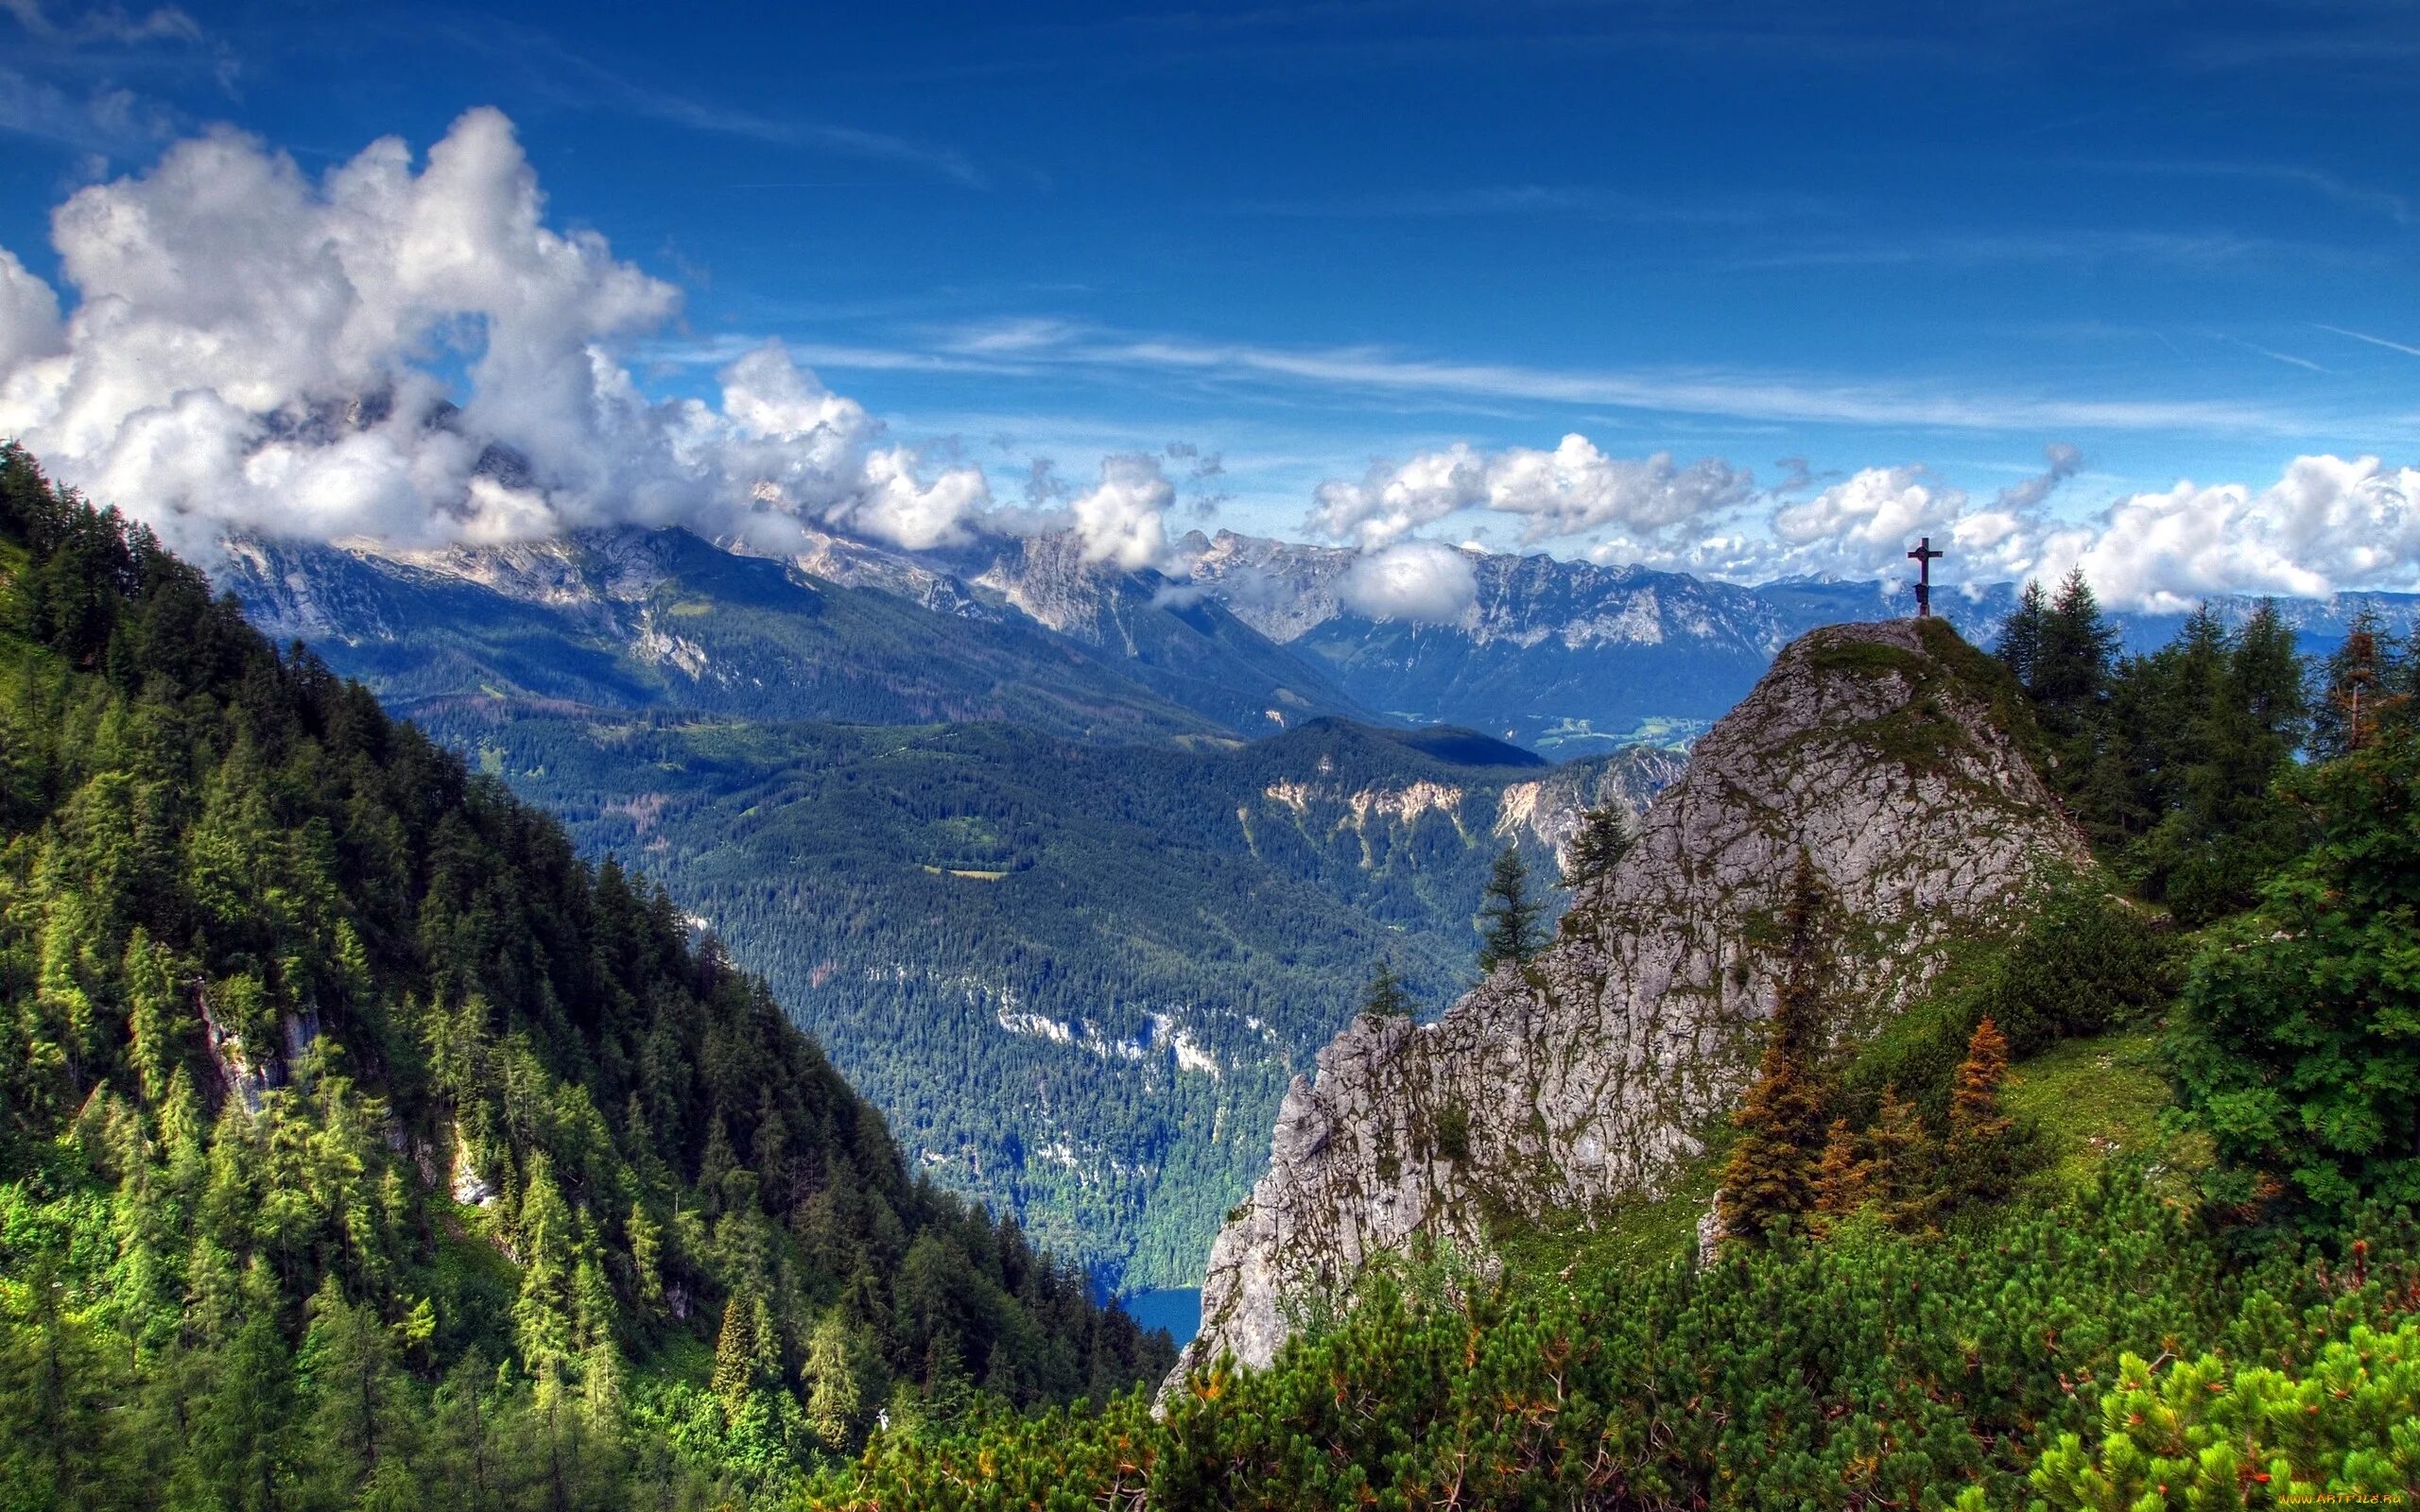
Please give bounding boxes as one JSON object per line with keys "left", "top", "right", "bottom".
{"left": 1175, "top": 619, "right": 2089, "bottom": 1381}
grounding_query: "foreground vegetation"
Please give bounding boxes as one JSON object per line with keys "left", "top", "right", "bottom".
{"left": 0, "top": 446, "right": 1170, "bottom": 1509}
{"left": 810, "top": 578, "right": 2420, "bottom": 1507}
{"left": 3, "top": 429, "right": 2413, "bottom": 1508}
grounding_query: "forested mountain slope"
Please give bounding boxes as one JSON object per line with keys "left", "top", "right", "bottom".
{"left": 0, "top": 445, "right": 1168, "bottom": 1508}
{"left": 413, "top": 701, "right": 1682, "bottom": 1290}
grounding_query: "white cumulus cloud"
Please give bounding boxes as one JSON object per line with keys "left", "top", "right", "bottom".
{"left": 1069, "top": 453, "right": 1174, "bottom": 571}
{"left": 1336, "top": 539, "right": 1477, "bottom": 623}
{"left": 0, "top": 247, "right": 62, "bottom": 372}
{"left": 2048, "top": 455, "right": 2420, "bottom": 612}
{"left": 1305, "top": 429, "right": 2420, "bottom": 611}
{"left": 0, "top": 109, "right": 991, "bottom": 558}
{"left": 1308, "top": 434, "right": 1749, "bottom": 550}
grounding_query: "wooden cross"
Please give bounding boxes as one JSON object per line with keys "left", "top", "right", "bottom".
{"left": 1907, "top": 537, "right": 1944, "bottom": 617}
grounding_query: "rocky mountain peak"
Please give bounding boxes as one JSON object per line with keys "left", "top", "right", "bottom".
{"left": 1175, "top": 617, "right": 2090, "bottom": 1383}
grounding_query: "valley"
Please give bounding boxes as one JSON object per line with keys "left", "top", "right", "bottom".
{"left": 215, "top": 518, "right": 2420, "bottom": 1293}
{"left": 408, "top": 703, "right": 1679, "bottom": 1289}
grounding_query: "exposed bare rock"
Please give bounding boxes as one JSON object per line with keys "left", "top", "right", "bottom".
{"left": 1174, "top": 619, "right": 2088, "bottom": 1385}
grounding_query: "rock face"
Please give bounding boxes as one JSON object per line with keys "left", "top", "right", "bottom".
{"left": 1175, "top": 619, "right": 2090, "bottom": 1382}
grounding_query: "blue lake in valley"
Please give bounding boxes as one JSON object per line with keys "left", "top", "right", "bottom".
{"left": 1121, "top": 1287, "right": 1201, "bottom": 1348}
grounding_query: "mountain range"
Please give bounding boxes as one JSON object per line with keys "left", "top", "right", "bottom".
{"left": 235, "top": 521, "right": 2417, "bottom": 756}
{"left": 211, "top": 516, "right": 2417, "bottom": 1286}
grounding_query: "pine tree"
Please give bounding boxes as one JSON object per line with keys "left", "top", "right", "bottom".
{"left": 1717, "top": 855, "right": 1832, "bottom": 1245}
{"left": 1476, "top": 848, "right": 1545, "bottom": 974}
{"left": 510, "top": 1155, "right": 578, "bottom": 1383}
{"left": 1359, "top": 957, "right": 1414, "bottom": 1021}
{"left": 2230, "top": 599, "right": 2308, "bottom": 749}
{"left": 1557, "top": 804, "right": 1634, "bottom": 891}
{"left": 2127, "top": 602, "right": 2310, "bottom": 923}
{"left": 920, "top": 1332, "right": 974, "bottom": 1428}
{"left": 1945, "top": 1017, "right": 2019, "bottom": 1206}
{"left": 627, "top": 1202, "right": 665, "bottom": 1306}
{"left": 299, "top": 1276, "right": 406, "bottom": 1494}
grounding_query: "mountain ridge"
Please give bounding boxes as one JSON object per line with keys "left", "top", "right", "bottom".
{"left": 223, "top": 516, "right": 2419, "bottom": 759}
{"left": 1176, "top": 615, "right": 2092, "bottom": 1380}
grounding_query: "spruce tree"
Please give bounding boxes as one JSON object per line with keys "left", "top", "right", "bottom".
{"left": 1945, "top": 1016, "right": 2019, "bottom": 1206}
{"left": 1359, "top": 957, "right": 1414, "bottom": 1021}
{"left": 2034, "top": 569, "right": 2118, "bottom": 722}
{"left": 805, "top": 1311, "right": 880, "bottom": 1449}
{"left": 710, "top": 1295, "right": 760, "bottom": 1413}
{"left": 2128, "top": 602, "right": 2309, "bottom": 922}
{"left": 1811, "top": 1117, "right": 1871, "bottom": 1221}
{"left": 1476, "top": 848, "right": 1545, "bottom": 974}
{"left": 1994, "top": 579, "right": 2048, "bottom": 688}
{"left": 1717, "top": 855, "right": 1832, "bottom": 1245}
{"left": 2311, "top": 609, "right": 2404, "bottom": 758}
{"left": 1866, "top": 1083, "right": 1939, "bottom": 1234}
{"left": 1557, "top": 805, "right": 1634, "bottom": 891}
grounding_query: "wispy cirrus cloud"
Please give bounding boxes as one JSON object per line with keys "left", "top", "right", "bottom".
{"left": 1716, "top": 227, "right": 2361, "bottom": 274}
{"left": 2216, "top": 334, "right": 2327, "bottom": 373}
{"left": 426, "top": 13, "right": 983, "bottom": 187}
{"left": 2082, "top": 158, "right": 2417, "bottom": 227}
{"left": 898, "top": 318, "right": 2319, "bottom": 437}
{"left": 0, "top": 0, "right": 223, "bottom": 159}
{"left": 1229, "top": 182, "right": 1838, "bottom": 227}
{"left": 0, "top": 0, "right": 198, "bottom": 45}
{"left": 2317, "top": 323, "right": 2420, "bottom": 360}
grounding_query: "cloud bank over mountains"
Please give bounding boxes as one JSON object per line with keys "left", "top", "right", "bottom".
{"left": 0, "top": 108, "right": 1023, "bottom": 560}
{"left": 0, "top": 108, "right": 2413, "bottom": 618}
{"left": 1316, "top": 438, "right": 2420, "bottom": 615}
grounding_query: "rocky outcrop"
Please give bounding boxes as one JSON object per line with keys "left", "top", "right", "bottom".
{"left": 1174, "top": 619, "right": 2089, "bottom": 1383}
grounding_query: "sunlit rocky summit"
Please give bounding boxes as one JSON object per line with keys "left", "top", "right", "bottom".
{"left": 1176, "top": 617, "right": 2091, "bottom": 1383}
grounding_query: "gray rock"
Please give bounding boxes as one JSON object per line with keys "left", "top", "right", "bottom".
{"left": 1170, "top": 619, "right": 2089, "bottom": 1390}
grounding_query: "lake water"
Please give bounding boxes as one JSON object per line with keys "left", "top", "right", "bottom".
{"left": 1120, "top": 1286, "right": 1201, "bottom": 1348}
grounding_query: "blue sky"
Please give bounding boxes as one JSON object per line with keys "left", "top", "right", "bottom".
{"left": 0, "top": 0, "right": 2414, "bottom": 594}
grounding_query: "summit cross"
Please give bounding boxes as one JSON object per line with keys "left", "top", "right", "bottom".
{"left": 1907, "top": 537, "right": 1944, "bottom": 618}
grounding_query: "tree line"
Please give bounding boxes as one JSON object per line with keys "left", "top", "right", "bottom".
{"left": 0, "top": 444, "right": 1170, "bottom": 1510}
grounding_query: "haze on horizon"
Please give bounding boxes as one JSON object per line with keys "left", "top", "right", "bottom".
{"left": 0, "top": 0, "right": 2414, "bottom": 616}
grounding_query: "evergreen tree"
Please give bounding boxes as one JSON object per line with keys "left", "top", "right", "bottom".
{"left": 1993, "top": 579, "right": 2048, "bottom": 688}
{"left": 298, "top": 1277, "right": 408, "bottom": 1496}
{"left": 1716, "top": 855, "right": 1832, "bottom": 1245}
{"left": 2310, "top": 608, "right": 2404, "bottom": 758}
{"left": 2032, "top": 570, "right": 2117, "bottom": 728}
{"left": 919, "top": 1332, "right": 975, "bottom": 1429}
{"left": 1475, "top": 848, "right": 1545, "bottom": 974}
{"left": 1865, "top": 1084, "right": 1938, "bottom": 1234}
{"left": 711, "top": 1293, "right": 765, "bottom": 1413}
{"left": 2125, "top": 602, "right": 2309, "bottom": 922}
{"left": 1556, "top": 804, "right": 1634, "bottom": 892}
{"left": 1811, "top": 1117, "right": 1871, "bottom": 1220}
{"left": 804, "top": 1311, "right": 884, "bottom": 1449}
{"left": 1358, "top": 957, "right": 1414, "bottom": 1021}
{"left": 2171, "top": 713, "right": 2420, "bottom": 1217}
{"left": 1944, "top": 1017, "right": 2019, "bottom": 1206}
{"left": 189, "top": 1309, "right": 299, "bottom": 1512}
